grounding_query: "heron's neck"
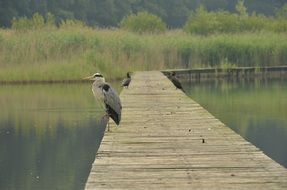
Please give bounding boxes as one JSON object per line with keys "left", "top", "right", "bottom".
{"left": 93, "top": 78, "right": 105, "bottom": 87}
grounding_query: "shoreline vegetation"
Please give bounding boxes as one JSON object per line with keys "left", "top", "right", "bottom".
{"left": 0, "top": 2, "right": 287, "bottom": 83}
{"left": 1, "top": 65, "right": 287, "bottom": 85}
{"left": 0, "top": 28, "right": 286, "bottom": 83}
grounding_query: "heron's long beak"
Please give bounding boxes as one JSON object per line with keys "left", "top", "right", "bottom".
{"left": 82, "top": 75, "right": 94, "bottom": 80}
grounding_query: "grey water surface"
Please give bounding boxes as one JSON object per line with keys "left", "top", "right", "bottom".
{"left": 183, "top": 78, "right": 287, "bottom": 168}
{"left": 0, "top": 83, "right": 114, "bottom": 190}
{"left": 1, "top": 78, "right": 287, "bottom": 190}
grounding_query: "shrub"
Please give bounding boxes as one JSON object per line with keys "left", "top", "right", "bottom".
{"left": 59, "top": 19, "right": 87, "bottom": 29}
{"left": 11, "top": 12, "right": 55, "bottom": 31}
{"left": 276, "top": 4, "right": 287, "bottom": 19}
{"left": 183, "top": 6, "right": 239, "bottom": 35}
{"left": 120, "top": 11, "right": 166, "bottom": 34}
{"left": 183, "top": 6, "right": 217, "bottom": 35}
{"left": 183, "top": 1, "right": 286, "bottom": 35}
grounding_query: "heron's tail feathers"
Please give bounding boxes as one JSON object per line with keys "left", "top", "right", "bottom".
{"left": 106, "top": 104, "right": 121, "bottom": 125}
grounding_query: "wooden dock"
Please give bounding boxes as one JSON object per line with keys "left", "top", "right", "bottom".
{"left": 85, "top": 71, "right": 287, "bottom": 190}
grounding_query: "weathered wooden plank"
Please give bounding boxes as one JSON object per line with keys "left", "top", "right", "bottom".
{"left": 85, "top": 71, "right": 287, "bottom": 190}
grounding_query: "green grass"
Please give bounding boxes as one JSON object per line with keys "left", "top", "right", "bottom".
{"left": 0, "top": 27, "right": 286, "bottom": 81}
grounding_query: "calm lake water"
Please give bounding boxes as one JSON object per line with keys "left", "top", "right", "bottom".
{"left": 183, "top": 78, "right": 287, "bottom": 168}
{"left": 0, "top": 83, "right": 117, "bottom": 190}
{"left": 1, "top": 78, "right": 286, "bottom": 190}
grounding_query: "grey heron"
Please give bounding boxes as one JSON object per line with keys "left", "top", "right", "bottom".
{"left": 169, "top": 71, "right": 185, "bottom": 92}
{"left": 83, "top": 73, "right": 122, "bottom": 130}
{"left": 121, "top": 72, "right": 131, "bottom": 88}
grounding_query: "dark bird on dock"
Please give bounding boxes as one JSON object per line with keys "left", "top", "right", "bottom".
{"left": 169, "top": 72, "right": 185, "bottom": 92}
{"left": 83, "top": 73, "right": 122, "bottom": 130}
{"left": 121, "top": 72, "right": 131, "bottom": 88}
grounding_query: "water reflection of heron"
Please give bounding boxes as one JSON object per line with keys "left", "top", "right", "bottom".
{"left": 83, "top": 73, "right": 122, "bottom": 131}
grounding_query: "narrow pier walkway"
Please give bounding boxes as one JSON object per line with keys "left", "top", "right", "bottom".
{"left": 85, "top": 71, "right": 287, "bottom": 190}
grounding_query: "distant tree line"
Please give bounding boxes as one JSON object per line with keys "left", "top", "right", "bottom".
{"left": 10, "top": 1, "right": 287, "bottom": 35}
{"left": 0, "top": 0, "right": 285, "bottom": 28}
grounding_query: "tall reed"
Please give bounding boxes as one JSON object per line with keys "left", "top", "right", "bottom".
{"left": 0, "top": 28, "right": 286, "bottom": 81}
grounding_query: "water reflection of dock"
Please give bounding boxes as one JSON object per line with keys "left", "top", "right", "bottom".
{"left": 85, "top": 71, "right": 287, "bottom": 189}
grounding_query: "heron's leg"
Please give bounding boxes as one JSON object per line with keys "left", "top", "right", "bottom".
{"left": 104, "top": 114, "right": 110, "bottom": 132}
